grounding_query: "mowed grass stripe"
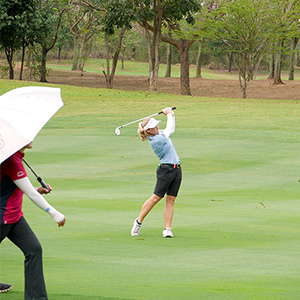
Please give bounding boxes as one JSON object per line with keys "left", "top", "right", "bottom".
{"left": 1, "top": 79, "right": 300, "bottom": 299}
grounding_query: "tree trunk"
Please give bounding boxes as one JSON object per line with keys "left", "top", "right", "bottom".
{"left": 40, "top": 46, "right": 48, "bottom": 82}
{"left": 165, "top": 25, "right": 172, "bottom": 77}
{"left": 4, "top": 47, "right": 14, "bottom": 79}
{"left": 58, "top": 45, "right": 62, "bottom": 63}
{"left": 77, "top": 37, "right": 85, "bottom": 72}
{"left": 273, "top": 40, "right": 284, "bottom": 85}
{"left": 144, "top": 25, "right": 154, "bottom": 88}
{"left": 103, "top": 27, "right": 126, "bottom": 89}
{"left": 151, "top": 0, "right": 163, "bottom": 91}
{"left": 72, "top": 36, "right": 80, "bottom": 71}
{"left": 19, "top": 42, "right": 26, "bottom": 80}
{"left": 268, "top": 53, "right": 275, "bottom": 79}
{"left": 165, "top": 43, "right": 171, "bottom": 77}
{"left": 25, "top": 49, "right": 32, "bottom": 68}
{"left": 253, "top": 53, "right": 264, "bottom": 79}
{"left": 288, "top": 37, "right": 298, "bottom": 81}
{"left": 140, "top": 0, "right": 163, "bottom": 91}
{"left": 152, "top": 29, "right": 160, "bottom": 91}
{"left": 121, "top": 46, "right": 125, "bottom": 69}
{"left": 239, "top": 74, "right": 248, "bottom": 99}
{"left": 228, "top": 52, "right": 233, "bottom": 73}
{"left": 236, "top": 52, "right": 249, "bottom": 98}
{"left": 196, "top": 39, "right": 204, "bottom": 78}
{"left": 296, "top": 51, "right": 300, "bottom": 67}
{"left": 104, "top": 34, "right": 111, "bottom": 88}
{"left": 179, "top": 41, "right": 191, "bottom": 96}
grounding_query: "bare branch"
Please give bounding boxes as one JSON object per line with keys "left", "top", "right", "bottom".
{"left": 70, "top": 0, "right": 105, "bottom": 11}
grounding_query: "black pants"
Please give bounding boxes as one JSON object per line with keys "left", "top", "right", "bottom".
{"left": 0, "top": 217, "right": 48, "bottom": 300}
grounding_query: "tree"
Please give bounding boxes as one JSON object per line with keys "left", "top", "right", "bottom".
{"left": 119, "top": 0, "right": 201, "bottom": 94}
{"left": 267, "top": 51, "right": 275, "bottom": 80}
{"left": 67, "top": 3, "right": 101, "bottom": 71}
{"left": 288, "top": 37, "right": 299, "bottom": 81}
{"left": 103, "top": 27, "right": 126, "bottom": 88}
{"left": 164, "top": 25, "right": 172, "bottom": 77}
{"left": 56, "top": 24, "right": 73, "bottom": 63}
{"left": 18, "top": 1, "right": 43, "bottom": 80}
{"left": 0, "top": 0, "right": 39, "bottom": 79}
{"left": 195, "top": 39, "right": 205, "bottom": 78}
{"left": 102, "top": 0, "right": 164, "bottom": 91}
{"left": 137, "top": 0, "right": 202, "bottom": 95}
{"left": 285, "top": 4, "right": 300, "bottom": 81}
{"left": 73, "top": 0, "right": 201, "bottom": 95}
{"left": 207, "top": 0, "right": 282, "bottom": 98}
{"left": 70, "top": 0, "right": 126, "bottom": 88}
{"left": 36, "top": 0, "right": 66, "bottom": 82}
{"left": 270, "top": 0, "right": 300, "bottom": 84}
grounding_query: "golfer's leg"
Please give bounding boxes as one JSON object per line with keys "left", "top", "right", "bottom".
{"left": 7, "top": 217, "right": 48, "bottom": 300}
{"left": 164, "top": 195, "right": 176, "bottom": 228}
{"left": 0, "top": 223, "right": 12, "bottom": 243}
{"left": 138, "top": 194, "right": 162, "bottom": 223}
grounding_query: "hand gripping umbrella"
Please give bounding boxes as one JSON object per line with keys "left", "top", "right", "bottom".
{"left": 115, "top": 107, "right": 176, "bottom": 135}
{"left": 0, "top": 86, "right": 64, "bottom": 189}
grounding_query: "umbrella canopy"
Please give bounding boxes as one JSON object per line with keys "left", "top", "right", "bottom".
{"left": 0, "top": 86, "right": 64, "bottom": 163}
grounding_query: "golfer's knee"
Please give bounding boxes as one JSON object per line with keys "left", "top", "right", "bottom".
{"left": 25, "top": 239, "right": 43, "bottom": 260}
{"left": 166, "top": 195, "right": 176, "bottom": 204}
{"left": 151, "top": 194, "right": 162, "bottom": 204}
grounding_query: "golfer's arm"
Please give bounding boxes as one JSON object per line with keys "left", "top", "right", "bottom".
{"left": 164, "top": 113, "right": 175, "bottom": 139}
{"left": 14, "top": 177, "right": 65, "bottom": 223}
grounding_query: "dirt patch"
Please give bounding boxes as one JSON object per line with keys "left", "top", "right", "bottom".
{"left": 13, "top": 67, "right": 300, "bottom": 101}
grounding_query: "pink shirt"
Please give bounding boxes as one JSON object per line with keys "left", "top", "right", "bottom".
{"left": 0, "top": 151, "right": 27, "bottom": 224}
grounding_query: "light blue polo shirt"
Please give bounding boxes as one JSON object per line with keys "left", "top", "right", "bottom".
{"left": 148, "top": 130, "right": 180, "bottom": 164}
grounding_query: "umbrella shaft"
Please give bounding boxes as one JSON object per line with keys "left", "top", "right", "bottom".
{"left": 23, "top": 159, "right": 38, "bottom": 178}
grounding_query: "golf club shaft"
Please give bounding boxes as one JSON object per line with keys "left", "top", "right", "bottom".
{"left": 118, "top": 107, "right": 176, "bottom": 129}
{"left": 23, "top": 159, "right": 51, "bottom": 192}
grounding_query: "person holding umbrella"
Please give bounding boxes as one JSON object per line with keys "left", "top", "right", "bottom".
{"left": 0, "top": 142, "right": 66, "bottom": 300}
{"left": 131, "top": 107, "right": 182, "bottom": 238}
{"left": 0, "top": 86, "right": 65, "bottom": 299}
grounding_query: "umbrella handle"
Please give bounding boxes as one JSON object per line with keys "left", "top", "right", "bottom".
{"left": 37, "top": 177, "right": 51, "bottom": 192}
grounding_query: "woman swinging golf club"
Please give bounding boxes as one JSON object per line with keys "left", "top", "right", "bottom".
{"left": 131, "top": 107, "right": 182, "bottom": 238}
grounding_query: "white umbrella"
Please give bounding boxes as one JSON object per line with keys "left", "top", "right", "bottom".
{"left": 0, "top": 86, "right": 64, "bottom": 163}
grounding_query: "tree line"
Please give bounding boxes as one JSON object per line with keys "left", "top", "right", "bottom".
{"left": 1, "top": 0, "right": 300, "bottom": 98}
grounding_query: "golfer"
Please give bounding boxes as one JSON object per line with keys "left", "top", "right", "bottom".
{"left": 0, "top": 142, "right": 66, "bottom": 300}
{"left": 131, "top": 108, "right": 182, "bottom": 238}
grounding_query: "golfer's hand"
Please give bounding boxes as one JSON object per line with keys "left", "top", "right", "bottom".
{"left": 162, "top": 108, "right": 172, "bottom": 115}
{"left": 58, "top": 218, "right": 66, "bottom": 227}
{"left": 37, "top": 185, "right": 52, "bottom": 194}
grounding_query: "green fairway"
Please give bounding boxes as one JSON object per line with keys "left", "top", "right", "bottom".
{"left": 0, "top": 79, "right": 300, "bottom": 299}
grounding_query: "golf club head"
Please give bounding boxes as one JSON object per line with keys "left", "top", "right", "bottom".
{"left": 115, "top": 127, "right": 121, "bottom": 135}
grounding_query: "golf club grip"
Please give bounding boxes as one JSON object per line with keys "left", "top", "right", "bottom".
{"left": 158, "top": 107, "right": 176, "bottom": 114}
{"left": 37, "top": 177, "right": 51, "bottom": 192}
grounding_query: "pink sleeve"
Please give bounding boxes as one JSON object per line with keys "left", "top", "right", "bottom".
{"left": 6, "top": 155, "right": 27, "bottom": 181}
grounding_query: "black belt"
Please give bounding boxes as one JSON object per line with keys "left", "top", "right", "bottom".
{"left": 159, "top": 163, "right": 181, "bottom": 168}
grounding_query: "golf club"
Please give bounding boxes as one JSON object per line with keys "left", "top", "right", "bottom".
{"left": 115, "top": 107, "right": 176, "bottom": 135}
{"left": 23, "top": 159, "right": 51, "bottom": 192}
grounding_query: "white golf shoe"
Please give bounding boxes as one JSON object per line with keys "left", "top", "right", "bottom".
{"left": 131, "top": 219, "right": 142, "bottom": 236}
{"left": 163, "top": 228, "right": 173, "bottom": 238}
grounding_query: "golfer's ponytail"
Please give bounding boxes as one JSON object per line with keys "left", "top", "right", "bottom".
{"left": 138, "top": 118, "right": 150, "bottom": 141}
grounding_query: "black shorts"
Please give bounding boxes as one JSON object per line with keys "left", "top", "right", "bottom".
{"left": 154, "top": 164, "right": 182, "bottom": 198}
